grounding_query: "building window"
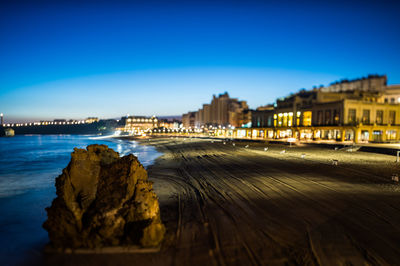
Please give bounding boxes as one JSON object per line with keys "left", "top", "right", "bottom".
{"left": 387, "top": 130, "right": 397, "bottom": 141}
{"left": 325, "top": 110, "right": 331, "bottom": 125}
{"left": 333, "top": 109, "right": 340, "bottom": 125}
{"left": 391, "top": 98, "right": 395, "bottom": 103}
{"left": 288, "top": 112, "right": 293, "bottom": 127}
{"left": 317, "top": 111, "right": 323, "bottom": 125}
{"left": 384, "top": 98, "right": 388, "bottom": 103}
{"left": 348, "top": 109, "right": 356, "bottom": 124}
{"left": 296, "top": 111, "right": 301, "bottom": 126}
{"left": 278, "top": 113, "right": 283, "bottom": 127}
{"left": 373, "top": 130, "right": 383, "bottom": 142}
{"left": 267, "top": 116, "right": 273, "bottom": 127}
{"left": 376, "top": 110, "right": 383, "bottom": 125}
{"left": 389, "top": 110, "right": 396, "bottom": 125}
{"left": 362, "top": 109, "right": 370, "bottom": 124}
{"left": 361, "top": 130, "right": 369, "bottom": 142}
{"left": 303, "top": 111, "right": 312, "bottom": 126}
{"left": 283, "top": 113, "right": 288, "bottom": 127}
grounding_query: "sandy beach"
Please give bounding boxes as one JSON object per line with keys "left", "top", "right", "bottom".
{"left": 45, "top": 137, "right": 400, "bottom": 265}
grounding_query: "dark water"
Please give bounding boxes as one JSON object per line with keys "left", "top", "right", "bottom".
{"left": 0, "top": 135, "right": 161, "bottom": 266}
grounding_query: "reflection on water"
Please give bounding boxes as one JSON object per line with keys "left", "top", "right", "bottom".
{"left": 0, "top": 135, "right": 161, "bottom": 266}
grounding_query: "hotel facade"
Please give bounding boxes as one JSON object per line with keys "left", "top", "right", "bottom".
{"left": 123, "top": 115, "right": 158, "bottom": 134}
{"left": 244, "top": 75, "right": 400, "bottom": 143}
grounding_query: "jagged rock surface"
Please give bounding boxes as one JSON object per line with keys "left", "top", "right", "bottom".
{"left": 43, "top": 144, "right": 165, "bottom": 249}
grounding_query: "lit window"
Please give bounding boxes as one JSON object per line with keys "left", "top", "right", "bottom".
{"left": 303, "top": 111, "right": 312, "bottom": 126}
{"left": 288, "top": 112, "right": 293, "bottom": 127}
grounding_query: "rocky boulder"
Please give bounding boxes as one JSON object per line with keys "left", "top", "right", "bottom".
{"left": 43, "top": 144, "right": 165, "bottom": 249}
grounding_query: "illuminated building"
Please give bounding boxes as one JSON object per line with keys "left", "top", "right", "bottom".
{"left": 248, "top": 75, "right": 400, "bottom": 143}
{"left": 158, "top": 119, "right": 181, "bottom": 129}
{"left": 1, "top": 113, "right": 3, "bottom": 125}
{"left": 381, "top": 84, "right": 400, "bottom": 104}
{"left": 123, "top": 115, "right": 158, "bottom": 135}
{"left": 183, "top": 92, "right": 250, "bottom": 128}
{"left": 182, "top": 112, "right": 196, "bottom": 128}
{"left": 85, "top": 117, "right": 99, "bottom": 123}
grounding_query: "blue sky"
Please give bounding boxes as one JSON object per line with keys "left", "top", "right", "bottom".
{"left": 1, "top": 0, "right": 399, "bottom": 122}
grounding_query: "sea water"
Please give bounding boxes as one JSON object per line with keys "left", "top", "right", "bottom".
{"left": 0, "top": 135, "right": 161, "bottom": 266}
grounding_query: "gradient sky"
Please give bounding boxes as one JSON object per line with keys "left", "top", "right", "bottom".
{"left": 1, "top": 0, "right": 400, "bottom": 122}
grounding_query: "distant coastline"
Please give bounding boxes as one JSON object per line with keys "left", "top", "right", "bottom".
{"left": 0, "top": 122, "right": 115, "bottom": 137}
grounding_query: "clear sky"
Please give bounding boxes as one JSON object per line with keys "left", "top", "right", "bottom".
{"left": 1, "top": 0, "right": 399, "bottom": 122}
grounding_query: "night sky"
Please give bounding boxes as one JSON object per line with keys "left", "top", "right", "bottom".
{"left": 1, "top": 0, "right": 399, "bottom": 122}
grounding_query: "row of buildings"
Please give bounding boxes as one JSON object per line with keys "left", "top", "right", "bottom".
{"left": 181, "top": 75, "right": 400, "bottom": 143}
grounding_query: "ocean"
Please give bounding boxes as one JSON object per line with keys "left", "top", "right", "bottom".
{"left": 0, "top": 135, "right": 161, "bottom": 266}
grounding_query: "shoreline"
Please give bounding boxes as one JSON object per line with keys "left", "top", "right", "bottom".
{"left": 120, "top": 134, "right": 400, "bottom": 156}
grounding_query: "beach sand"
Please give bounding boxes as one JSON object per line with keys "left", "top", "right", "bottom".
{"left": 45, "top": 137, "right": 400, "bottom": 265}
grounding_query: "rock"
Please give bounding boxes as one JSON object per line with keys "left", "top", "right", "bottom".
{"left": 43, "top": 144, "right": 165, "bottom": 249}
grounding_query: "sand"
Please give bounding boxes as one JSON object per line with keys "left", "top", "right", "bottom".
{"left": 45, "top": 137, "right": 400, "bottom": 265}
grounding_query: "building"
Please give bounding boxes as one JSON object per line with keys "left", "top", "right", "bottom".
{"left": 321, "top": 74, "right": 387, "bottom": 93}
{"left": 123, "top": 115, "right": 158, "bottom": 134}
{"left": 182, "top": 92, "right": 250, "bottom": 128}
{"left": 381, "top": 84, "right": 400, "bottom": 104}
{"left": 85, "top": 117, "right": 99, "bottom": 123}
{"left": 248, "top": 75, "right": 400, "bottom": 143}
{"left": 158, "top": 119, "right": 181, "bottom": 129}
{"left": 182, "top": 112, "right": 196, "bottom": 128}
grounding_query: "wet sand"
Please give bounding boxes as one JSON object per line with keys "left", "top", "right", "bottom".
{"left": 45, "top": 137, "right": 400, "bottom": 265}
